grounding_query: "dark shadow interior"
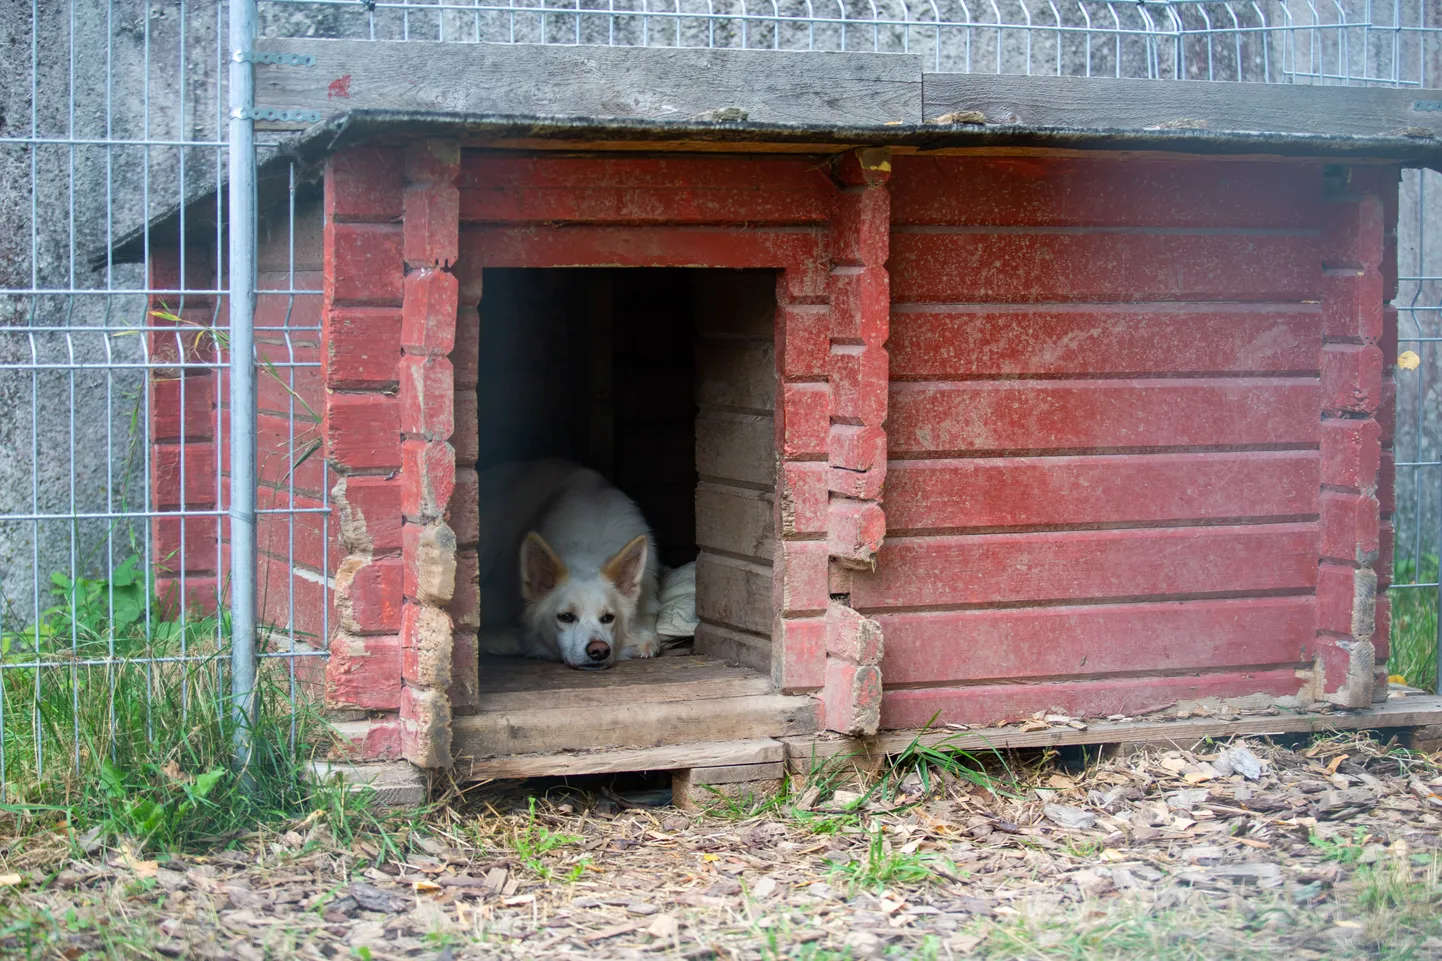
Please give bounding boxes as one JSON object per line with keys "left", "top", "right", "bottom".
{"left": 473, "top": 267, "right": 780, "bottom": 673}
{"left": 476, "top": 268, "right": 700, "bottom": 568}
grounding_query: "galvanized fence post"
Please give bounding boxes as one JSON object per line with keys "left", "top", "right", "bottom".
{"left": 229, "top": 0, "right": 260, "bottom": 774}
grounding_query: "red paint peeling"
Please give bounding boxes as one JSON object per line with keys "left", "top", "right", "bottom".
{"left": 328, "top": 74, "right": 352, "bottom": 99}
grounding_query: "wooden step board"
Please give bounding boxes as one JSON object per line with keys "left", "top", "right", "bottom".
{"left": 451, "top": 655, "right": 818, "bottom": 771}
{"left": 449, "top": 692, "right": 1442, "bottom": 784}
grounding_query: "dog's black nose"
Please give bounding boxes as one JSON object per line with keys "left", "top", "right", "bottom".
{"left": 586, "top": 640, "right": 610, "bottom": 661}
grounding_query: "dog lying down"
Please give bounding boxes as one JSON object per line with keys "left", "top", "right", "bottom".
{"left": 474, "top": 460, "right": 663, "bottom": 670}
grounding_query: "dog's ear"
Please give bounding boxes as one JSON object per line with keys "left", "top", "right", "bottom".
{"left": 601, "top": 534, "right": 649, "bottom": 602}
{"left": 520, "top": 532, "right": 567, "bottom": 604}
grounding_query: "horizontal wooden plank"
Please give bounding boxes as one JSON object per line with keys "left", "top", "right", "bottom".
{"left": 875, "top": 596, "right": 1315, "bottom": 686}
{"left": 697, "top": 341, "right": 776, "bottom": 411}
{"left": 457, "top": 737, "right": 784, "bottom": 780}
{"left": 888, "top": 304, "right": 1322, "bottom": 379}
{"left": 887, "top": 379, "right": 1320, "bottom": 454}
{"left": 258, "top": 40, "right": 921, "bottom": 128}
{"left": 889, "top": 155, "right": 1324, "bottom": 229}
{"left": 786, "top": 694, "right": 1442, "bottom": 771}
{"left": 694, "top": 623, "right": 773, "bottom": 675}
{"left": 696, "top": 410, "right": 775, "bottom": 487}
{"left": 884, "top": 451, "right": 1321, "bottom": 531}
{"left": 460, "top": 226, "right": 827, "bottom": 297}
{"left": 695, "top": 483, "right": 775, "bottom": 559}
{"left": 889, "top": 230, "right": 1321, "bottom": 303}
{"left": 922, "top": 73, "right": 1442, "bottom": 140}
{"left": 454, "top": 692, "right": 814, "bottom": 757}
{"left": 696, "top": 552, "right": 774, "bottom": 637}
{"left": 880, "top": 668, "right": 1307, "bottom": 730}
{"left": 685, "top": 761, "right": 787, "bottom": 785}
{"left": 472, "top": 661, "right": 774, "bottom": 711}
{"left": 692, "top": 271, "right": 778, "bottom": 338}
{"left": 459, "top": 155, "right": 836, "bottom": 224}
{"left": 849, "top": 523, "right": 1319, "bottom": 610}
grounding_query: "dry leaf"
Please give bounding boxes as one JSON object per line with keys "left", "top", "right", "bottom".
{"left": 0, "top": 873, "right": 23, "bottom": 887}
{"left": 701, "top": 853, "right": 720, "bottom": 863}
{"left": 751, "top": 877, "right": 778, "bottom": 899}
{"left": 413, "top": 880, "right": 442, "bottom": 894}
{"left": 501, "top": 894, "right": 535, "bottom": 906}
{"left": 119, "top": 845, "right": 158, "bottom": 878}
{"left": 1398, "top": 350, "right": 1421, "bottom": 370}
{"left": 1020, "top": 720, "right": 1049, "bottom": 732}
{"left": 648, "top": 914, "right": 680, "bottom": 939}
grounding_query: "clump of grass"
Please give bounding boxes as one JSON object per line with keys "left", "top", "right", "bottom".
{"left": 828, "top": 822, "right": 946, "bottom": 893}
{"left": 1309, "top": 826, "right": 1371, "bottom": 864}
{"left": 1390, "top": 554, "right": 1438, "bottom": 693}
{"left": 507, "top": 797, "right": 587, "bottom": 881}
{"left": 0, "top": 555, "right": 402, "bottom": 854}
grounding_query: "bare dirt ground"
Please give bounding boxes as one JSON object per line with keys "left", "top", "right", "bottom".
{"left": 5, "top": 733, "right": 1442, "bottom": 960}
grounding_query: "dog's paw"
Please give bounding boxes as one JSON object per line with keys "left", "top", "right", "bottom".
{"left": 619, "top": 629, "right": 662, "bottom": 660}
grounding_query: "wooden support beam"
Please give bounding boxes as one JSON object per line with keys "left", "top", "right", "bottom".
{"left": 784, "top": 694, "right": 1442, "bottom": 774}
{"left": 256, "top": 41, "right": 922, "bottom": 130}
{"left": 923, "top": 74, "right": 1442, "bottom": 140}
{"left": 456, "top": 737, "right": 785, "bottom": 780}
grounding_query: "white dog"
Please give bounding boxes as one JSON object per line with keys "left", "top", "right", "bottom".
{"left": 474, "top": 460, "right": 662, "bottom": 669}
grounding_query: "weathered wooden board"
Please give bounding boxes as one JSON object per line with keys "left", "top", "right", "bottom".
{"left": 457, "top": 737, "right": 784, "bottom": 780}
{"left": 785, "top": 695, "right": 1442, "bottom": 772}
{"left": 922, "top": 73, "right": 1442, "bottom": 138}
{"left": 694, "top": 623, "right": 773, "bottom": 675}
{"left": 257, "top": 40, "right": 922, "bottom": 128}
{"left": 460, "top": 225, "right": 827, "bottom": 292}
{"left": 886, "top": 379, "right": 1320, "bottom": 454}
{"left": 697, "top": 341, "right": 776, "bottom": 412}
{"left": 889, "top": 229, "right": 1322, "bottom": 303}
{"left": 695, "top": 484, "right": 775, "bottom": 559}
{"left": 691, "top": 270, "right": 780, "bottom": 338}
{"left": 875, "top": 596, "right": 1315, "bottom": 685}
{"left": 889, "top": 155, "right": 1326, "bottom": 229}
{"left": 453, "top": 692, "right": 815, "bottom": 756}
{"left": 695, "top": 410, "right": 775, "bottom": 487}
{"left": 883, "top": 451, "right": 1320, "bottom": 531}
{"left": 849, "top": 523, "right": 1319, "bottom": 610}
{"left": 881, "top": 669, "right": 1309, "bottom": 730}
{"left": 459, "top": 155, "right": 835, "bottom": 225}
{"left": 472, "top": 662, "right": 774, "bottom": 710}
{"left": 696, "top": 553, "right": 774, "bottom": 637}
{"left": 888, "top": 304, "right": 1322, "bottom": 379}
{"left": 682, "top": 760, "right": 787, "bottom": 785}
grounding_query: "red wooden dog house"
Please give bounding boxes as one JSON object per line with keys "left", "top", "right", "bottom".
{"left": 121, "top": 45, "right": 1442, "bottom": 789}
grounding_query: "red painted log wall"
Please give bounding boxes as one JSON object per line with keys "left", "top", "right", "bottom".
{"left": 870, "top": 155, "right": 1398, "bottom": 727}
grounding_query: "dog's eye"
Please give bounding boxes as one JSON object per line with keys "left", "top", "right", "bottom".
{"left": 599, "top": 612, "right": 615, "bottom": 624}
{"left": 557, "top": 612, "right": 577, "bottom": 624}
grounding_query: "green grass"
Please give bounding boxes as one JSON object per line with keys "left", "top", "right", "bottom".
{"left": 0, "top": 554, "right": 417, "bottom": 856}
{"left": 828, "top": 823, "right": 950, "bottom": 894}
{"left": 510, "top": 797, "right": 587, "bottom": 881}
{"left": 1309, "top": 826, "right": 1372, "bottom": 864}
{"left": 1390, "top": 553, "right": 1439, "bottom": 694}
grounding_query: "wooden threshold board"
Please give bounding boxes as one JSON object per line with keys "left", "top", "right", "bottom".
{"left": 452, "top": 655, "right": 818, "bottom": 765}
{"left": 784, "top": 695, "right": 1442, "bottom": 773}
{"left": 450, "top": 694, "right": 1442, "bottom": 783}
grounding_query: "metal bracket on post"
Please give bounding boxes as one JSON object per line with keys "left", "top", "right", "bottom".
{"left": 237, "top": 50, "right": 316, "bottom": 66}
{"left": 238, "top": 107, "right": 323, "bottom": 124}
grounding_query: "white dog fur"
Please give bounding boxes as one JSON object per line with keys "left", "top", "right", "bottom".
{"left": 473, "top": 459, "right": 662, "bottom": 669}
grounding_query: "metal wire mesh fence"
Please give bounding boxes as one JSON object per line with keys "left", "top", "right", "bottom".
{"left": 1, "top": 0, "right": 1438, "bottom": 794}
